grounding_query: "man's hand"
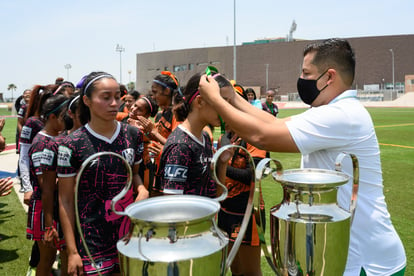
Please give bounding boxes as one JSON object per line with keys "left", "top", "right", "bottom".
{"left": 198, "top": 74, "right": 221, "bottom": 105}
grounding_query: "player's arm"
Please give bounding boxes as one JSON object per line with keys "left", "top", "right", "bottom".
{"left": 132, "top": 163, "right": 148, "bottom": 201}
{"left": 58, "top": 176, "right": 84, "bottom": 275}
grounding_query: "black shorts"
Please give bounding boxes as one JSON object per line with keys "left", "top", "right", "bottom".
{"left": 217, "top": 208, "right": 265, "bottom": 246}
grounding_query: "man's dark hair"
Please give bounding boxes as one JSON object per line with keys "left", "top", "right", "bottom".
{"left": 304, "top": 38, "right": 355, "bottom": 86}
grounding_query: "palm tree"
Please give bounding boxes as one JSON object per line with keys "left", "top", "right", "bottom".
{"left": 7, "top": 84, "right": 17, "bottom": 102}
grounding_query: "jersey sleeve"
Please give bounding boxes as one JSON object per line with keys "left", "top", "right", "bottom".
{"left": 19, "top": 124, "right": 33, "bottom": 145}
{"left": 17, "top": 106, "right": 26, "bottom": 118}
{"left": 31, "top": 150, "right": 44, "bottom": 176}
{"left": 160, "top": 143, "right": 192, "bottom": 195}
{"left": 41, "top": 139, "right": 59, "bottom": 172}
{"left": 57, "top": 137, "right": 77, "bottom": 177}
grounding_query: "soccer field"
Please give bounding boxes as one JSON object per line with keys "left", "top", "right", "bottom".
{"left": 0, "top": 107, "right": 413, "bottom": 275}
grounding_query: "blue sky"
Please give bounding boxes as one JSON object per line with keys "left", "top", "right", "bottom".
{"left": 1, "top": 0, "right": 413, "bottom": 99}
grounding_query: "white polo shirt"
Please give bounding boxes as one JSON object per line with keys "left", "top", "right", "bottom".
{"left": 286, "top": 90, "right": 406, "bottom": 275}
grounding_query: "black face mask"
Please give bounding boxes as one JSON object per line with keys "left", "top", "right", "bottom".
{"left": 297, "top": 70, "right": 328, "bottom": 105}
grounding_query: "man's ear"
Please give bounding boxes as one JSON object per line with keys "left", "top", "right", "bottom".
{"left": 326, "top": 68, "right": 337, "bottom": 85}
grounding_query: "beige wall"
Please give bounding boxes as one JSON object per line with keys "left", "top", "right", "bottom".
{"left": 405, "top": 75, "right": 414, "bottom": 93}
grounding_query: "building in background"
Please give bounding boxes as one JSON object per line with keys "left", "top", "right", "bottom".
{"left": 136, "top": 34, "right": 414, "bottom": 100}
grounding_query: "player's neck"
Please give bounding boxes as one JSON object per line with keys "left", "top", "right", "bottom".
{"left": 88, "top": 119, "right": 117, "bottom": 139}
{"left": 43, "top": 122, "right": 59, "bottom": 137}
{"left": 182, "top": 117, "right": 204, "bottom": 141}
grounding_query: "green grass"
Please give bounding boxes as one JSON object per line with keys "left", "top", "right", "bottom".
{"left": 0, "top": 107, "right": 413, "bottom": 275}
{"left": 0, "top": 188, "right": 32, "bottom": 274}
{"left": 0, "top": 108, "right": 17, "bottom": 147}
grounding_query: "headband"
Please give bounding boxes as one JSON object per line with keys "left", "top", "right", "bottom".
{"left": 53, "top": 82, "right": 74, "bottom": 96}
{"left": 45, "top": 99, "right": 69, "bottom": 117}
{"left": 142, "top": 97, "right": 153, "bottom": 113}
{"left": 187, "top": 90, "right": 200, "bottom": 105}
{"left": 152, "top": 79, "right": 170, "bottom": 89}
{"left": 53, "top": 84, "right": 64, "bottom": 95}
{"left": 83, "top": 74, "right": 114, "bottom": 95}
{"left": 68, "top": 95, "right": 80, "bottom": 111}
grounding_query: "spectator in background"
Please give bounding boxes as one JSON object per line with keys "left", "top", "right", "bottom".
{"left": 117, "top": 90, "right": 140, "bottom": 121}
{"left": 262, "top": 89, "right": 278, "bottom": 117}
{"left": 127, "top": 96, "right": 159, "bottom": 190}
{"left": 245, "top": 88, "right": 262, "bottom": 109}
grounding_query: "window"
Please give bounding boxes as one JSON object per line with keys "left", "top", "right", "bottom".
{"left": 173, "top": 64, "right": 188, "bottom": 72}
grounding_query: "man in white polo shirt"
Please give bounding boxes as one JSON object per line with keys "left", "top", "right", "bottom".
{"left": 198, "top": 38, "right": 406, "bottom": 276}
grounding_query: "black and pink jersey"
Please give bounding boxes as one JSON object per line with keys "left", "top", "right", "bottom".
{"left": 158, "top": 125, "right": 216, "bottom": 198}
{"left": 57, "top": 122, "right": 144, "bottom": 267}
{"left": 20, "top": 117, "right": 44, "bottom": 145}
{"left": 29, "top": 131, "right": 54, "bottom": 200}
{"left": 57, "top": 122, "right": 143, "bottom": 177}
{"left": 17, "top": 104, "right": 27, "bottom": 119}
{"left": 41, "top": 134, "right": 66, "bottom": 173}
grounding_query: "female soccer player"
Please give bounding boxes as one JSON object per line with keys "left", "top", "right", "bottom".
{"left": 157, "top": 72, "right": 233, "bottom": 197}
{"left": 26, "top": 93, "right": 68, "bottom": 276}
{"left": 57, "top": 71, "right": 148, "bottom": 275}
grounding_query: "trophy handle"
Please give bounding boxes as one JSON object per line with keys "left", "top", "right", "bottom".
{"left": 255, "top": 158, "right": 284, "bottom": 275}
{"left": 210, "top": 145, "right": 230, "bottom": 202}
{"left": 335, "top": 152, "right": 359, "bottom": 224}
{"left": 75, "top": 151, "right": 133, "bottom": 276}
{"left": 210, "top": 144, "right": 257, "bottom": 272}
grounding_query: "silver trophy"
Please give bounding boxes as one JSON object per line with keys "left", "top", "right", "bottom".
{"left": 255, "top": 152, "right": 359, "bottom": 276}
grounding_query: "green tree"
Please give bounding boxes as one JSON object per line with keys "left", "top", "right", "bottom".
{"left": 7, "top": 83, "right": 17, "bottom": 102}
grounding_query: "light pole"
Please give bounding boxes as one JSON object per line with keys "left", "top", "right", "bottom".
{"left": 64, "top": 64, "right": 72, "bottom": 81}
{"left": 116, "top": 44, "right": 125, "bottom": 83}
{"left": 389, "top": 49, "right": 395, "bottom": 91}
{"left": 265, "top": 64, "right": 269, "bottom": 91}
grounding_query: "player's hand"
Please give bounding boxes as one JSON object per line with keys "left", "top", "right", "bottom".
{"left": 0, "top": 177, "right": 13, "bottom": 196}
{"left": 136, "top": 185, "right": 149, "bottom": 201}
{"left": 67, "top": 252, "right": 84, "bottom": 276}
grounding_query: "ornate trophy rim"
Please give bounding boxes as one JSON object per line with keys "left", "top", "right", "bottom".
{"left": 273, "top": 168, "right": 350, "bottom": 190}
